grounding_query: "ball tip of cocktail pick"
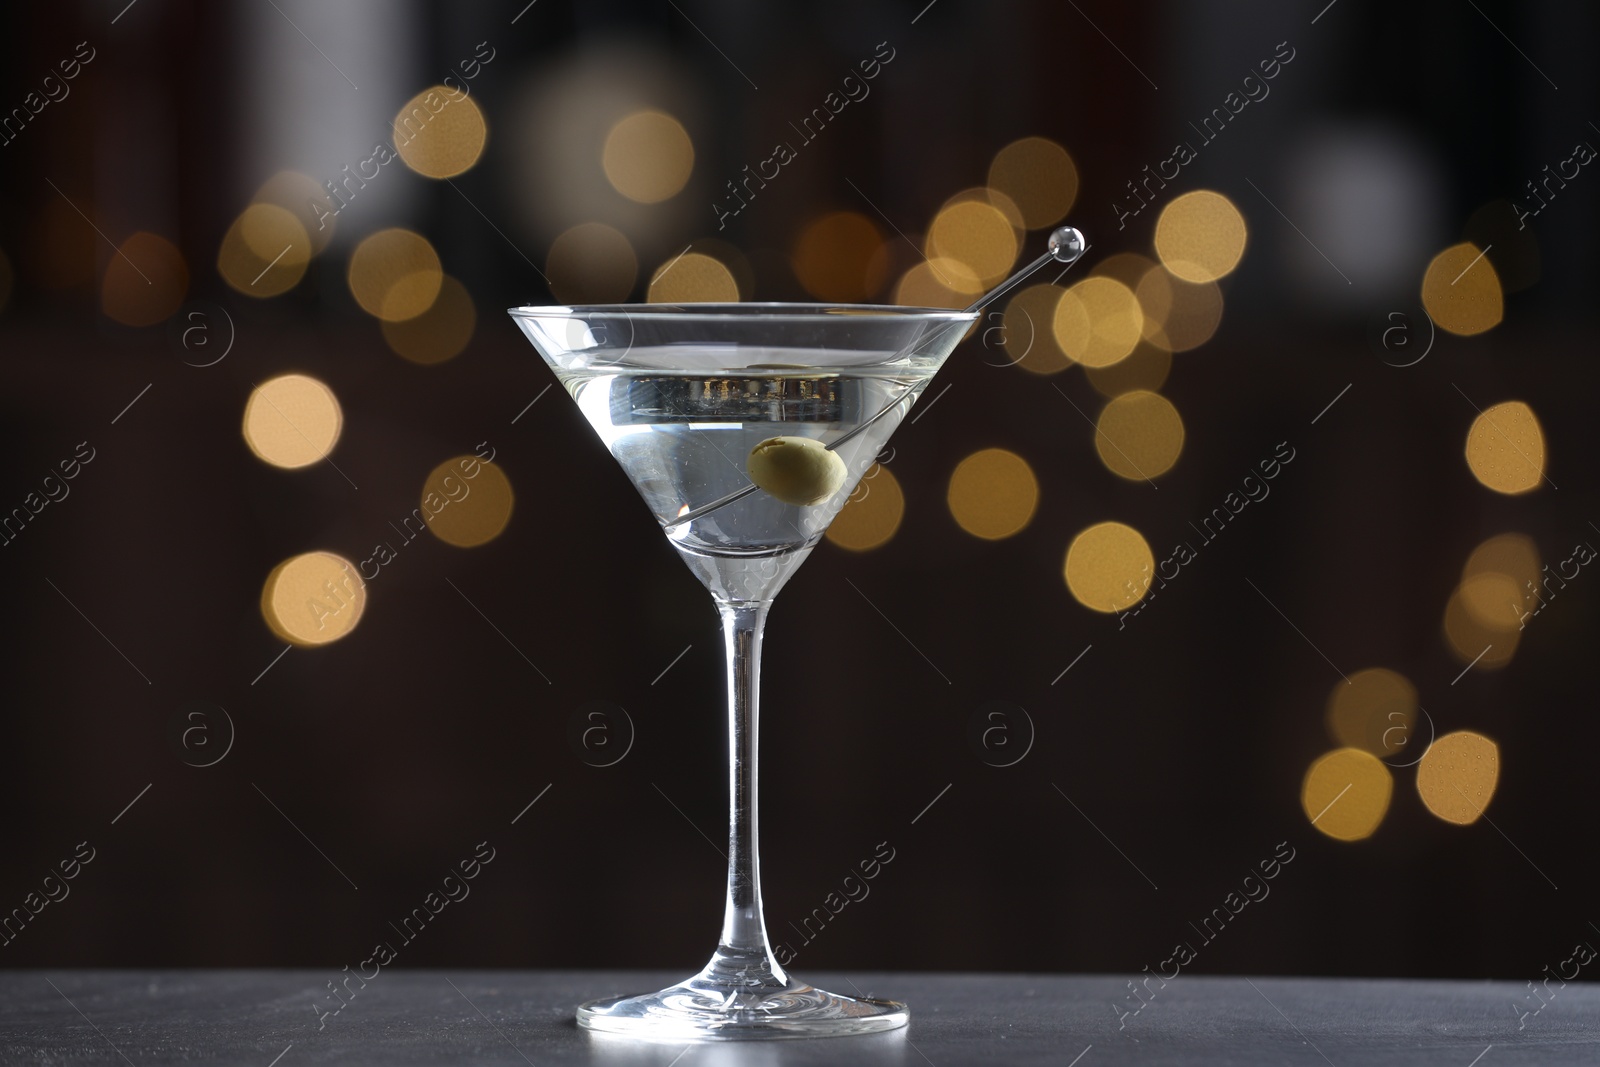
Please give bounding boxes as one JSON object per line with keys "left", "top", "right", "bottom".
{"left": 1048, "top": 226, "right": 1086, "bottom": 264}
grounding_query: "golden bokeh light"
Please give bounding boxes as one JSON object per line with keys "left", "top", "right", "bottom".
{"left": 102, "top": 232, "right": 188, "bottom": 327}
{"left": 988, "top": 137, "right": 1078, "bottom": 229}
{"left": 793, "top": 212, "right": 887, "bottom": 302}
{"left": 1092, "top": 252, "right": 1158, "bottom": 289}
{"left": 1462, "top": 532, "right": 1540, "bottom": 626}
{"left": 1465, "top": 400, "right": 1545, "bottom": 495}
{"left": 1004, "top": 284, "right": 1072, "bottom": 375}
{"left": 243, "top": 374, "right": 343, "bottom": 470}
{"left": 1094, "top": 390, "right": 1184, "bottom": 481}
{"left": 825, "top": 464, "right": 904, "bottom": 552}
{"left": 348, "top": 228, "right": 443, "bottom": 321}
{"left": 947, "top": 449, "right": 1038, "bottom": 540}
{"left": 1064, "top": 521, "right": 1154, "bottom": 614}
{"left": 381, "top": 275, "right": 475, "bottom": 365}
{"left": 1154, "top": 190, "right": 1247, "bottom": 283}
{"left": 1136, "top": 265, "right": 1223, "bottom": 352}
{"left": 422, "top": 456, "right": 514, "bottom": 547}
{"left": 261, "top": 551, "right": 366, "bottom": 647}
{"left": 983, "top": 187, "right": 1027, "bottom": 232}
{"left": 1085, "top": 342, "right": 1172, "bottom": 398}
{"left": 603, "top": 109, "right": 694, "bottom": 204}
{"left": 1325, "top": 668, "right": 1416, "bottom": 758}
{"left": 1302, "top": 748, "right": 1392, "bottom": 842}
{"left": 547, "top": 222, "right": 638, "bottom": 304}
{"left": 1443, "top": 588, "right": 1519, "bottom": 670}
{"left": 1465, "top": 532, "right": 1540, "bottom": 589}
{"left": 1054, "top": 276, "right": 1144, "bottom": 368}
{"left": 926, "top": 198, "right": 1018, "bottom": 293}
{"left": 218, "top": 204, "right": 311, "bottom": 297}
{"left": 1416, "top": 730, "right": 1500, "bottom": 825}
{"left": 943, "top": 185, "right": 1027, "bottom": 232}
{"left": 253, "top": 171, "right": 338, "bottom": 254}
{"left": 1421, "top": 242, "right": 1503, "bottom": 336}
{"left": 1458, "top": 570, "right": 1524, "bottom": 632}
{"left": 893, "top": 258, "right": 977, "bottom": 309}
{"left": 647, "top": 251, "right": 738, "bottom": 303}
{"left": 393, "top": 86, "right": 488, "bottom": 179}
{"left": 691, "top": 237, "right": 754, "bottom": 299}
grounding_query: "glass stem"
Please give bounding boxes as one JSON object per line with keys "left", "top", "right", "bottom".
{"left": 703, "top": 598, "right": 787, "bottom": 989}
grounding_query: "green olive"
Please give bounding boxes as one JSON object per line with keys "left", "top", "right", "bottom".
{"left": 747, "top": 436, "right": 848, "bottom": 506}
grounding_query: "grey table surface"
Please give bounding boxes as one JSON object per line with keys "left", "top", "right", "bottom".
{"left": 1, "top": 970, "right": 1594, "bottom": 1066}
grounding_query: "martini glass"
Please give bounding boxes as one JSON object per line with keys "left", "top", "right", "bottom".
{"left": 508, "top": 230, "right": 1083, "bottom": 1040}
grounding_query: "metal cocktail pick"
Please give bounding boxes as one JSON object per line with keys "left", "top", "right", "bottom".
{"left": 964, "top": 224, "right": 1087, "bottom": 315}
{"left": 661, "top": 224, "right": 1088, "bottom": 530}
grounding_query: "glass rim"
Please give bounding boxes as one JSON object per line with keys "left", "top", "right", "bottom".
{"left": 506, "top": 301, "right": 979, "bottom": 323}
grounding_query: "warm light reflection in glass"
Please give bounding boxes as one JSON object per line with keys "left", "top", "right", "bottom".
{"left": 348, "top": 228, "right": 443, "bottom": 321}
{"left": 1422, "top": 242, "right": 1502, "bottom": 336}
{"left": 102, "top": 232, "right": 187, "bottom": 327}
{"left": 218, "top": 204, "right": 311, "bottom": 297}
{"left": 647, "top": 251, "right": 738, "bottom": 303}
{"left": 793, "top": 212, "right": 887, "bottom": 302}
{"left": 987, "top": 137, "right": 1078, "bottom": 229}
{"left": 243, "top": 374, "right": 343, "bottom": 469}
{"left": 1416, "top": 730, "right": 1499, "bottom": 825}
{"left": 547, "top": 222, "right": 638, "bottom": 304}
{"left": 393, "top": 86, "right": 488, "bottom": 179}
{"left": 1325, "top": 668, "right": 1416, "bottom": 758}
{"left": 1064, "top": 521, "right": 1154, "bottom": 613}
{"left": 422, "top": 456, "right": 515, "bottom": 547}
{"left": 381, "top": 275, "right": 476, "bottom": 365}
{"left": 1094, "top": 389, "right": 1184, "bottom": 481}
{"left": 825, "top": 464, "right": 904, "bottom": 552}
{"left": 603, "top": 109, "right": 694, "bottom": 204}
{"left": 1465, "top": 400, "right": 1545, "bottom": 495}
{"left": 1154, "top": 190, "right": 1247, "bottom": 283}
{"left": 1302, "top": 747, "right": 1392, "bottom": 842}
{"left": 1054, "top": 276, "right": 1144, "bottom": 367}
{"left": 947, "top": 449, "right": 1038, "bottom": 540}
{"left": 261, "top": 551, "right": 366, "bottom": 646}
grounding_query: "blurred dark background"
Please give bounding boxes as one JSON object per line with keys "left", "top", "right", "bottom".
{"left": 2, "top": 0, "right": 1597, "bottom": 985}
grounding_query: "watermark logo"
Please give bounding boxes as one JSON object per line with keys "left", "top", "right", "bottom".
{"left": 568, "top": 701, "right": 634, "bottom": 767}
{"left": 1380, "top": 704, "right": 1434, "bottom": 769}
{"left": 168, "top": 701, "right": 235, "bottom": 767}
{"left": 844, "top": 446, "right": 896, "bottom": 504}
{"left": 585, "top": 308, "right": 636, "bottom": 368}
{"left": 1368, "top": 304, "right": 1434, "bottom": 367}
{"left": 773, "top": 840, "right": 895, "bottom": 967}
{"left": 979, "top": 308, "right": 1033, "bottom": 368}
{"left": 168, "top": 301, "right": 235, "bottom": 367}
{"left": 968, "top": 700, "right": 1034, "bottom": 767}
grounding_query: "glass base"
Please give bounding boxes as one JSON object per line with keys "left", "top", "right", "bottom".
{"left": 577, "top": 974, "right": 908, "bottom": 1040}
